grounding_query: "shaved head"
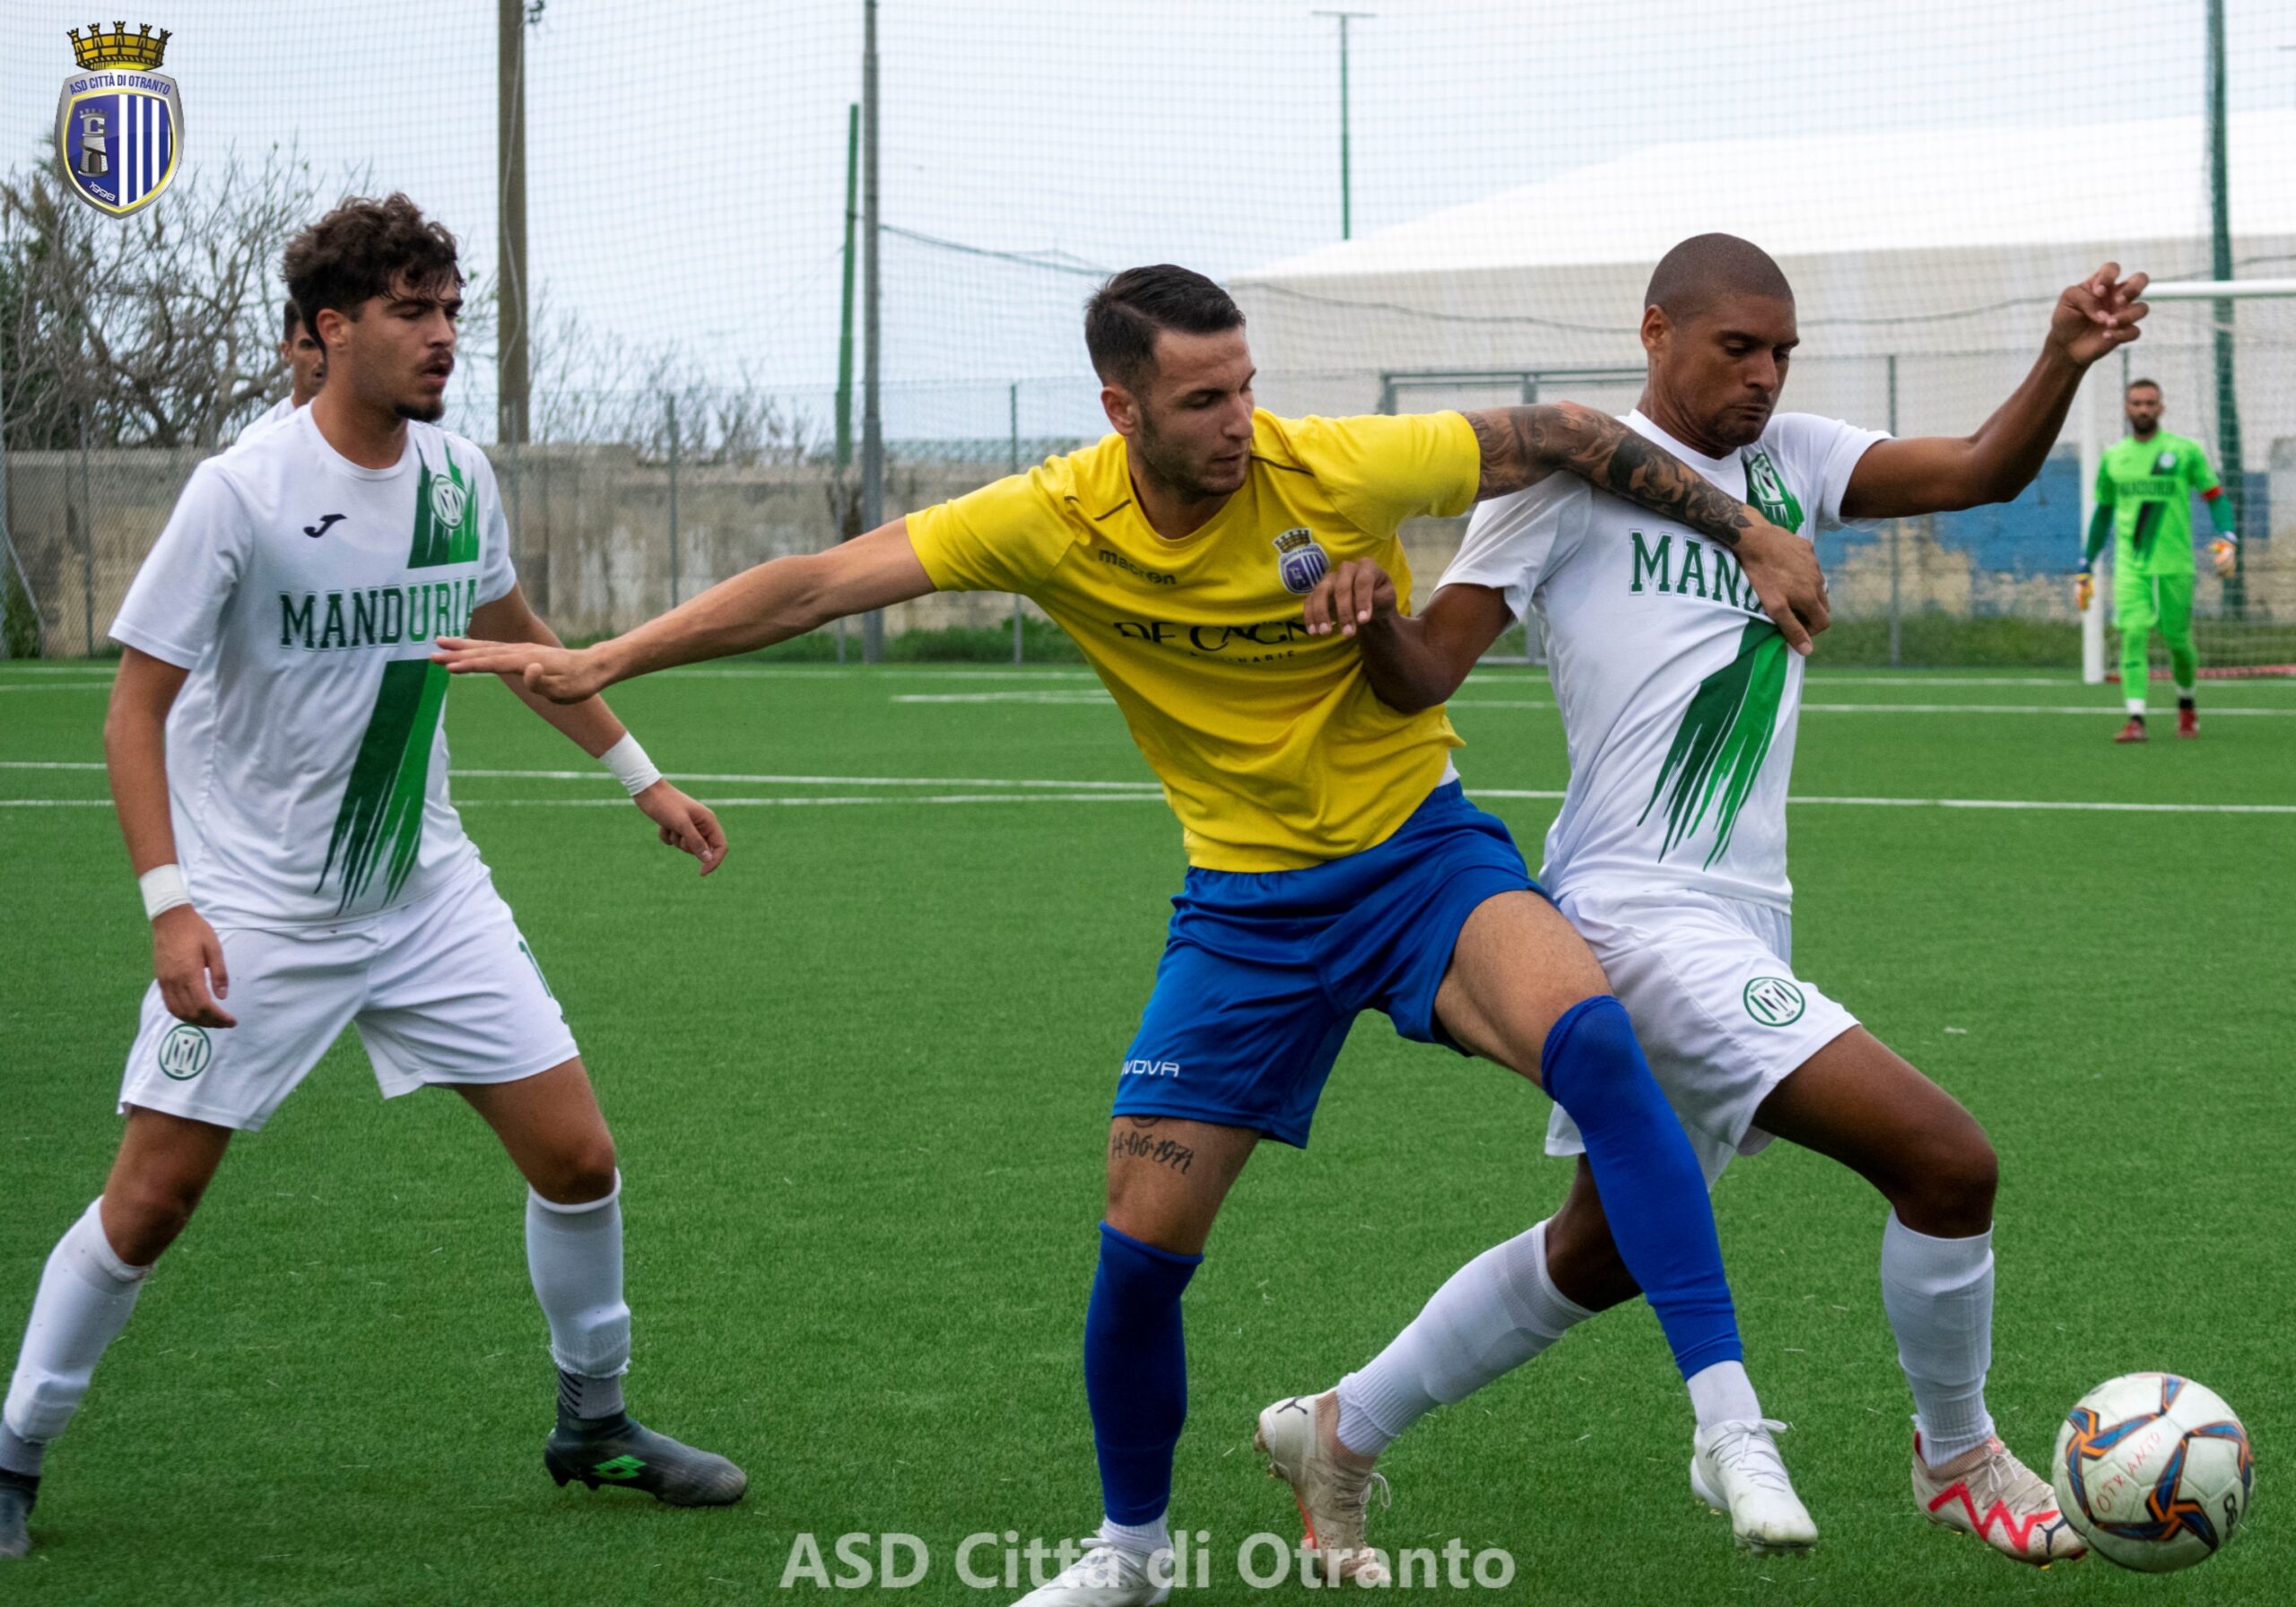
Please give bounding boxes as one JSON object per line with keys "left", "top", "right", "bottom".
{"left": 1645, "top": 233, "right": 1794, "bottom": 320}
{"left": 1636, "top": 233, "right": 1800, "bottom": 454}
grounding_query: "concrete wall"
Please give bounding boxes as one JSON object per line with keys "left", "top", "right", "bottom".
{"left": 7, "top": 439, "right": 2292, "bottom": 660}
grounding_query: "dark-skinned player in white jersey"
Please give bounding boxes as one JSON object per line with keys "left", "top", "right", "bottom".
{"left": 1275, "top": 237, "right": 2146, "bottom": 1568}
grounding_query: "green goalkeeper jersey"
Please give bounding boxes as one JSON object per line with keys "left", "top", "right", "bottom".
{"left": 2092, "top": 431, "right": 2223, "bottom": 577}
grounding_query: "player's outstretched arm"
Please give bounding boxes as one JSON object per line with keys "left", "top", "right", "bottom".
{"left": 1844, "top": 265, "right": 2148, "bottom": 520}
{"left": 435, "top": 521, "right": 934, "bottom": 701}
{"left": 465, "top": 586, "right": 727, "bottom": 876}
{"left": 106, "top": 648, "right": 235, "bottom": 1028}
{"left": 1303, "top": 558, "right": 1511, "bottom": 714}
{"left": 1465, "top": 404, "right": 1829, "bottom": 654}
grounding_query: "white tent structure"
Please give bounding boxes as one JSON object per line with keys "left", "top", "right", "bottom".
{"left": 1231, "top": 111, "right": 2296, "bottom": 457}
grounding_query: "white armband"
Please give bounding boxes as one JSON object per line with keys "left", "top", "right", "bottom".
{"left": 599, "top": 732, "right": 663, "bottom": 796}
{"left": 139, "top": 863, "right": 192, "bottom": 921}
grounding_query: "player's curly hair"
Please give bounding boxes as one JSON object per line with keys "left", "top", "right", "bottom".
{"left": 1085, "top": 265, "right": 1243, "bottom": 391}
{"left": 283, "top": 193, "right": 463, "bottom": 333}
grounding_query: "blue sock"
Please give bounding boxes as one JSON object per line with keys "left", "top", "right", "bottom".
{"left": 1083, "top": 1221, "right": 1201, "bottom": 1526}
{"left": 1541, "top": 995, "right": 1743, "bottom": 1379}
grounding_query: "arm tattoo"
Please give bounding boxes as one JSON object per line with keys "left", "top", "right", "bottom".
{"left": 1467, "top": 404, "right": 1755, "bottom": 548}
{"left": 1109, "top": 1116, "right": 1196, "bottom": 1175}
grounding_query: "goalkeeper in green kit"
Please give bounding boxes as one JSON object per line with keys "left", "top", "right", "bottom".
{"left": 2076, "top": 378, "right": 2237, "bottom": 741}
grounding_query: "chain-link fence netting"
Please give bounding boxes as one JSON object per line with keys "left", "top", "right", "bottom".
{"left": 4, "top": 2, "right": 2292, "bottom": 668}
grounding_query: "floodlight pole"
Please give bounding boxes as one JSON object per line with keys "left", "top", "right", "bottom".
{"left": 496, "top": 0, "right": 530, "bottom": 449}
{"left": 860, "top": 0, "right": 884, "bottom": 662}
{"left": 1314, "top": 11, "right": 1374, "bottom": 239}
{"left": 2205, "top": 0, "right": 2244, "bottom": 613}
{"left": 836, "top": 101, "right": 858, "bottom": 470}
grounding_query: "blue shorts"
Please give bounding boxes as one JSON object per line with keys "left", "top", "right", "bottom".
{"left": 1113, "top": 782, "right": 1539, "bottom": 1148}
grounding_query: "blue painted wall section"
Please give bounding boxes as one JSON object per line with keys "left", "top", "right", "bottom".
{"left": 1813, "top": 445, "right": 2274, "bottom": 586}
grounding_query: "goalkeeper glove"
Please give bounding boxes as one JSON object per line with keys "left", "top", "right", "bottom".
{"left": 2210, "top": 538, "right": 2237, "bottom": 578}
{"left": 2074, "top": 569, "right": 2094, "bottom": 612}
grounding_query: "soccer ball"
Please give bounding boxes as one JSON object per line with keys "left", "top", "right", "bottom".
{"left": 2051, "top": 1373, "right": 2254, "bottom": 1572}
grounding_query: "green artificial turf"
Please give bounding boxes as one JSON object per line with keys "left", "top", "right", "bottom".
{"left": 1, "top": 659, "right": 2290, "bottom": 1605}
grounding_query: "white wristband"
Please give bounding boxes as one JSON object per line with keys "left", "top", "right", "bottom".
{"left": 599, "top": 732, "right": 662, "bottom": 796}
{"left": 140, "top": 863, "right": 192, "bottom": 922}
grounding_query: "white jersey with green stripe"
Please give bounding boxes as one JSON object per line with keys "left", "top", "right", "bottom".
{"left": 110, "top": 407, "right": 516, "bottom": 927}
{"left": 1440, "top": 409, "right": 1885, "bottom": 912}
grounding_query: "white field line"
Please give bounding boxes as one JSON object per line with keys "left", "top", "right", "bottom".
{"left": 1468, "top": 672, "right": 2296, "bottom": 690}
{"left": 1450, "top": 699, "right": 2296, "bottom": 717}
{"left": 0, "top": 760, "right": 1161, "bottom": 791}
{"left": 4, "top": 769, "right": 2291, "bottom": 818}
{"left": 650, "top": 666, "right": 1100, "bottom": 682}
{"left": 890, "top": 689, "right": 2296, "bottom": 717}
{"left": 893, "top": 691, "right": 1112, "bottom": 704}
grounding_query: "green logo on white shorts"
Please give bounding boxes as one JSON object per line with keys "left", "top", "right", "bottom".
{"left": 1742, "top": 977, "right": 1806, "bottom": 1029}
{"left": 157, "top": 1023, "right": 213, "bottom": 1080}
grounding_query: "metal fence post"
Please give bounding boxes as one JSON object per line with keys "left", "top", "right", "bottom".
{"left": 1010, "top": 380, "right": 1023, "bottom": 665}
{"left": 665, "top": 393, "right": 682, "bottom": 611}
{"left": 79, "top": 409, "right": 96, "bottom": 656}
{"left": 0, "top": 441, "right": 35, "bottom": 661}
{"left": 1886, "top": 354, "right": 1901, "bottom": 667}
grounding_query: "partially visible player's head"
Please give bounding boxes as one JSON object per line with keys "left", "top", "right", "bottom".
{"left": 1087, "top": 265, "right": 1256, "bottom": 501}
{"left": 283, "top": 194, "right": 463, "bottom": 424}
{"left": 279, "top": 300, "right": 326, "bottom": 407}
{"left": 2125, "top": 378, "right": 2163, "bottom": 437}
{"left": 1639, "top": 233, "right": 1798, "bottom": 453}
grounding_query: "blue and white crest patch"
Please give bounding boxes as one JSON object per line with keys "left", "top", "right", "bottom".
{"left": 1272, "top": 526, "right": 1329, "bottom": 595}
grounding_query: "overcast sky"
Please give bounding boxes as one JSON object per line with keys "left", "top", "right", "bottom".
{"left": 8, "top": 0, "right": 2292, "bottom": 440}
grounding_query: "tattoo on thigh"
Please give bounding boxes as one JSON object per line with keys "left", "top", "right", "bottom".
{"left": 1109, "top": 1119, "right": 1195, "bottom": 1174}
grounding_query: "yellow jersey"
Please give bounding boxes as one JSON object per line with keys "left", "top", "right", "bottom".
{"left": 906, "top": 410, "right": 1482, "bottom": 871}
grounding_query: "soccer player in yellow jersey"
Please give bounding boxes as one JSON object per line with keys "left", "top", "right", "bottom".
{"left": 437, "top": 266, "right": 1835, "bottom": 1598}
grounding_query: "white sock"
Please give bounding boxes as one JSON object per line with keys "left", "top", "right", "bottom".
{"left": 1880, "top": 1212, "right": 1996, "bottom": 1465}
{"left": 526, "top": 1174, "right": 631, "bottom": 1421}
{"left": 2175, "top": 683, "right": 2195, "bottom": 702}
{"left": 1686, "top": 1360, "right": 1762, "bottom": 1430}
{"left": 0, "top": 1423, "right": 39, "bottom": 1478}
{"left": 3, "top": 1200, "right": 152, "bottom": 1453}
{"left": 1334, "top": 1220, "right": 1594, "bottom": 1458}
{"left": 2126, "top": 696, "right": 2147, "bottom": 715}
{"left": 1100, "top": 1512, "right": 1170, "bottom": 1557}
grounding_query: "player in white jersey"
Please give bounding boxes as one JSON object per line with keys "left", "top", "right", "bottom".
{"left": 1264, "top": 237, "right": 2150, "bottom": 1568}
{"left": 0, "top": 195, "right": 743, "bottom": 1563}
{"left": 235, "top": 299, "right": 326, "bottom": 444}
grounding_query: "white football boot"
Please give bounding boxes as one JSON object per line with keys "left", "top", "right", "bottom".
{"left": 1690, "top": 1419, "right": 1819, "bottom": 1554}
{"left": 1009, "top": 1534, "right": 1172, "bottom": 1607}
{"left": 1911, "top": 1433, "right": 2085, "bottom": 1565}
{"left": 1254, "top": 1393, "right": 1392, "bottom": 1586}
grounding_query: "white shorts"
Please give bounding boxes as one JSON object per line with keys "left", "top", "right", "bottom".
{"left": 1546, "top": 881, "right": 1857, "bottom": 1186}
{"left": 118, "top": 866, "right": 579, "bottom": 1133}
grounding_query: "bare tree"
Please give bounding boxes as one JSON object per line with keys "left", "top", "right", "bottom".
{"left": 1, "top": 143, "right": 338, "bottom": 450}
{"left": 525, "top": 300, "right": 821, "bottom": 465}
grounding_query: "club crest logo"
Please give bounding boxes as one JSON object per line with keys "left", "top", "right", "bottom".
{"left": 2155, "top": 450, "right": 2179, "bottom": 474}
{"left": 57, "top": 23, "right": 183, "bottom": 219}
{"left": 1742, "top": 976, "right": 1806, "bottom": 1028}
{"left": 429, "top": 474, "right": 468, "bottom": 532}
{"left": 1272, "top": 526, "right": 1329, "bottom": 595}
{"left": 1741, "top": 449, "right": 1805, "bottom": 534}
{"left": 157, "top": 1023, "right": 212, "bottom": 1080}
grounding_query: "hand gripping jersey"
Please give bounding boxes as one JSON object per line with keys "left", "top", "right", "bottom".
{"left": 1441, "top": 410, "right": 1885, "bottom": 911}
{"left": 907, "top": 411, "right": 1483, "bottom": 871}
{"left": 109, "top": 408, "right": 517, "bottom": 927}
